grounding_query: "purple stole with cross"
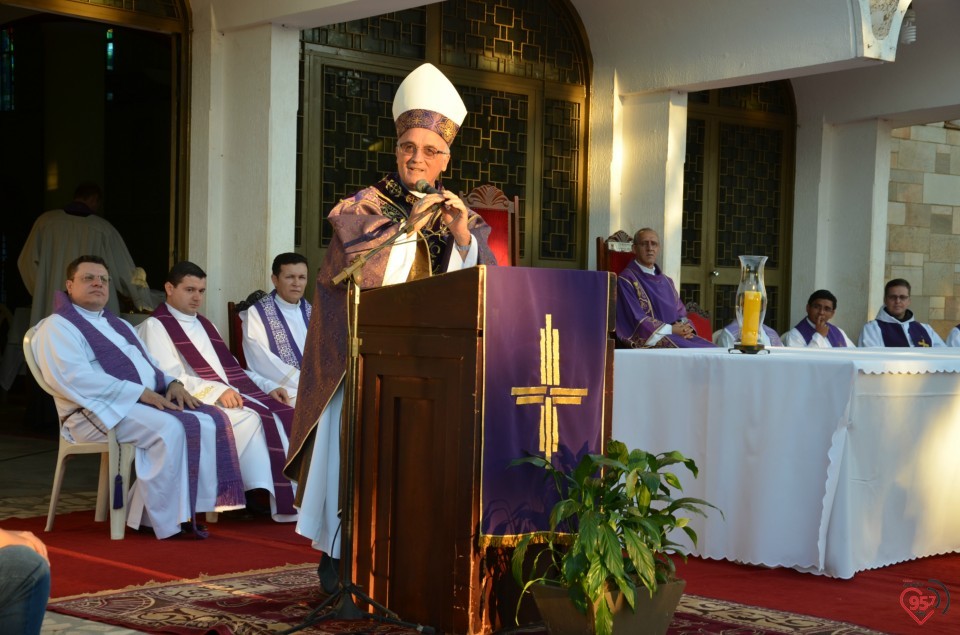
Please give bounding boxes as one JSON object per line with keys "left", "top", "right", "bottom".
{"left": 252, "top": 291, "right": 310, "bottom": 369}
{"left": 53, "top": 292, "right": 244, "bottom": 535}
{"left": 793, "top": 318, "right": 847, "bottom": 347}
{"left": 877, "top": 315, "right": 931, "bottom": 347}
{"left": 151, "top": 302, "right": 296, "bottom": 515}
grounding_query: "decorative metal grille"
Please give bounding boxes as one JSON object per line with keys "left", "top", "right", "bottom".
{"left": 715, "top": 123, "right": 783, "bottom": 268}
{"left": 680, "top": 284, "right": 700, "bottom": 309}
{"left": 540, "top": 98, "right": 580, "bottom": 261}
{"left": 713, "top": 284, "right": 779, "bottom": 335}
{"left": 718, "top": 83, "right": 790, "bottom": 114}
{"left": 682, "top": 118, "right": 705, "bottom": 266}
{"left": 301, "top": 8, "right": 427, "bottom": 58}
{"left": 450, "top": 86, "right": 529, "bottom": 257}
{"left": 440, "top": 0, "right": 584, "bottom": 85}
{"left": 66, "top": 0, "right": 181, "bottom": 19}
{"left": 318, "top": 66, "right": 404, "bottom": 246}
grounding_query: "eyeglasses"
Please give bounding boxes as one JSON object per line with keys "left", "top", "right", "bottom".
{"left": 886, "top": 294, "right": 910, "bottom": 301}
{"left": 75, "top": 273, "right": 110, "bottom": 284}
{"left": 397, "top": 142, "right": 449, "bottom": 159}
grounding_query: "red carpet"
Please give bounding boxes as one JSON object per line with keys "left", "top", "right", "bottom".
{"left": 1, "top": 510, "right": 316, "bottom": 598}
{"left": 676, "top": 554, "right": 960, "bottom": 635}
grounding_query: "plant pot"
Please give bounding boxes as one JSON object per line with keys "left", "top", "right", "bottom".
{"left": 530, "top": 579, "right": 686, "bottom": 635}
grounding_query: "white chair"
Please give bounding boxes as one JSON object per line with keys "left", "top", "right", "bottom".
{"left": 23, "top": 326, "right": 135, "bottom": 540}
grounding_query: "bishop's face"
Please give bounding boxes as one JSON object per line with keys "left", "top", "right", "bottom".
{"left": 165, "top": 275, "right": 207, "bottom": 316}
{"left": 66, "top": 262, "right": 111, "bottom": 312}
{"left": 395, "top": 127, "right": 451, "bottom": 192}
{"left": 272, "top": 263, "right": 309, "bottom": 304}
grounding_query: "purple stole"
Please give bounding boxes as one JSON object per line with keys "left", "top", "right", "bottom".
{"left": 151, "top": 303, "right": 296, "bottom": 515}
{"left": 252, "top": 291, "right": 310, "bottom": 369}
{"left": 877, "top": 317, "right": 932, "bottom": 347}
{"left": 53, "top": 292, "right": 244, "bottom": 535}
{"left": 793, "top": 318, "right": 847, "bottom": 347}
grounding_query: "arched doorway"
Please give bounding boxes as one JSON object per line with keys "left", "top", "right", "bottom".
{"left": 680, "top": 81, "right": 796, "bottom": 334}
{"left": 296, "top": 0, "right": 592, "bottom": 270}
{"left": 0, "top": 0, "right": 189, "bottom": 310}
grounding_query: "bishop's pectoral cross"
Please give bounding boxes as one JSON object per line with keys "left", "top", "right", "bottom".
{"left": 511, "top": 314, "right": 588, "bottom": 461}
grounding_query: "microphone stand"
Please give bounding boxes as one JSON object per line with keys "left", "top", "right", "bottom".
{"left": 282, "top": 203, "right": 442, "bottom": 635}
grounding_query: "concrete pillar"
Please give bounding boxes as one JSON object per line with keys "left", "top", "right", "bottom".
{"left": 618, "top": 90, "right": 688, "bottom": 279}
{"left": 190, "top": 3, "right": 299, "bottom": 329}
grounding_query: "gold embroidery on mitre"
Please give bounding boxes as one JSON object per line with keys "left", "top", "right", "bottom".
{"left": 510, "top": 314, "right": 588, "bottom": 461}
{"left": 395, "top": 109, "right": 460, "bottom": 145}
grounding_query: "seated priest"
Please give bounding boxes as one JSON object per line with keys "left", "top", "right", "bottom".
{"left": 284, "top": 62, "right": 497, "bottom": 594}
{"left": 615, "top": 228, "right": 715, "bottom": 348}
{"left": 138, "top": 261, "right": 298, "bottom": 522}
{"left": 782, "top": 289, "right": 855, "bottom": 348}
{"left": 240, "top": 253, "right": 310, "bottom": 405}
{"left": 714, "top": 320, "right": 783, "bottom": 348}
{"left": 858, "top": 278, "right": 945, "bottom": 347}
{"left": 31, "top": 255, "right": 245, "bottom": 539}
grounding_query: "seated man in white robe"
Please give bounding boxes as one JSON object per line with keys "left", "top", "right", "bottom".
{"left": 240, "top": 253, "right": 310, "bottom": 405}
{"left": 782, "top": 289, "right": 855, "bottom": 348}
{"left": 859, "top": 278, "right": 945, "bottom": 347}
{"left": 138, "top": 261, "right": 297, "bottom": 522}
{"left": 32, "top": 255, "right": 245, "bottom": 539}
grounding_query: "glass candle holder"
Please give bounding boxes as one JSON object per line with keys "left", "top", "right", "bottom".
{"left": 735, "top": 255, "right": 768, "bottom": 350}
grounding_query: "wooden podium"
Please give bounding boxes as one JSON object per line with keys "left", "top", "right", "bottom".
{"left": 350, "top": 266, "right": 615, "bottom": 634}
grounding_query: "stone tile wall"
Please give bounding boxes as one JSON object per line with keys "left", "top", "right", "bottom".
{"left": 888, "top": 122, "right": 960, "bottom": 339}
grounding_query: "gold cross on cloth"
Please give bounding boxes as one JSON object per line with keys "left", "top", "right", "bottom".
{"left": 510, "top": 314, "right": 588, "bottom": 460}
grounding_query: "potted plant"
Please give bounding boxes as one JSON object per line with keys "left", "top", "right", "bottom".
{"left": 510, "top": 439, "right": 719, "bottom": 635}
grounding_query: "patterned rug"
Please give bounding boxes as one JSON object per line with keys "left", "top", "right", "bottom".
{"left": 48, "top": 564, "right": 884, "bottom": 635}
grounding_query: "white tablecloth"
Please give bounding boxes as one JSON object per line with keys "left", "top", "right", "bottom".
{"left": 611, "top": 347, "right": 960, "bottom": 578}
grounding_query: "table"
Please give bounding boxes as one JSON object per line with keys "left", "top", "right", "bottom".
{"left": 611, "top": 346, "right": 960, "bottom": 578}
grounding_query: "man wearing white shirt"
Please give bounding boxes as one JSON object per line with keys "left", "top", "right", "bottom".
{"left": 138, "top": 261, "right": 298, "bottom": 522}
{"left": 782, "top": 290, "right": 855, "bottom": 348}
{"left": 858, "top": 279, "right": 945, "bottom": 347}
{"left": 240, "top": 253, "right": 310, "bottom": 405}
{"left": 32, "top": 256, "right": 244, "bottom": 539}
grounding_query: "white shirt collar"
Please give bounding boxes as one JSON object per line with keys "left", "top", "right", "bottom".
{"left": 166, "top": 302, "right": 198, "bottom": 323}
{"left": 273, "top": 294, "right": 300, "bottom": 309}
{"left": 637, "top": 262, "right": 657, "bottom": 275}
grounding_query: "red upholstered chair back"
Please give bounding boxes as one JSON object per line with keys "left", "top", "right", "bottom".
{"left": 461, "top": 184, "right": 519, "bottom": 266}
{"left": 596, "top": 234, "right": 634, "bottom": 274}
{"left": 687, "top": 312, "right": 713, "bottom": 340}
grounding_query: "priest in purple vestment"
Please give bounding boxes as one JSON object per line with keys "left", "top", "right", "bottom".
{"left": 284, "top": 62, "right": 497, "bottom": 592}
{"left": 615, "top": 228, "right": 715, "bottom": 348}
{"left": 859, "top": 279, "right": 945, "bottom": 347}
{"left": 782, "top": 289, "right": 854, "bottom": 348}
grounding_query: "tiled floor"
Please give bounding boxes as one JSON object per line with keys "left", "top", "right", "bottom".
{"left": 1, "top": 381, "right": 147, "bottom": 634}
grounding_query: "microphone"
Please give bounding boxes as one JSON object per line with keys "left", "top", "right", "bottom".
{"left": 415, "top": 179, "right": 440, "bottom": 195}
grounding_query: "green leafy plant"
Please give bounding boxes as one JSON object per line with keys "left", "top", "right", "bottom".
{"left": 511, "top": 439, "right": 720, "bottom": 635}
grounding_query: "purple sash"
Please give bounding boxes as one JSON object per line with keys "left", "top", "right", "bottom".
{"left": 877, "top": 318, "right": 931, "bottom": 347}
{"left": 251, "top": 291, "right": 310, "bottom": 369}
{"left": 794, "top": 318, "right": 847, "bottom": 347}
{"left": 151, "top": 302, "right": 296, "bottom": 515}
{"left": 53, "top": 292, "right": 244, "bottom": 534}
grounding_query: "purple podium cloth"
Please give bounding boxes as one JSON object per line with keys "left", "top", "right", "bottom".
{"left": 615, "top": 261, "right": 714, "bottom": 348}
{"left": 480, "top": 267, "right": 611, "bottom": 546}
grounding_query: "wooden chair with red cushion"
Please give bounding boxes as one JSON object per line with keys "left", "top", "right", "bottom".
{"left": 461, "top": 184, "right": 519, "bottom": 266}
{"left": 596, "top": 232, "right": 634, "bottom": 275}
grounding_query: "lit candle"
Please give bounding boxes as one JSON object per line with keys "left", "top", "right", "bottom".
{"left": 741, "top": 291, "right": 762, "bottom": 346}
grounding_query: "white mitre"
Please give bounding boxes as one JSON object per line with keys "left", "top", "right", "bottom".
{"left": 392, "top": 63, "right": 467, "bottom": 145}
